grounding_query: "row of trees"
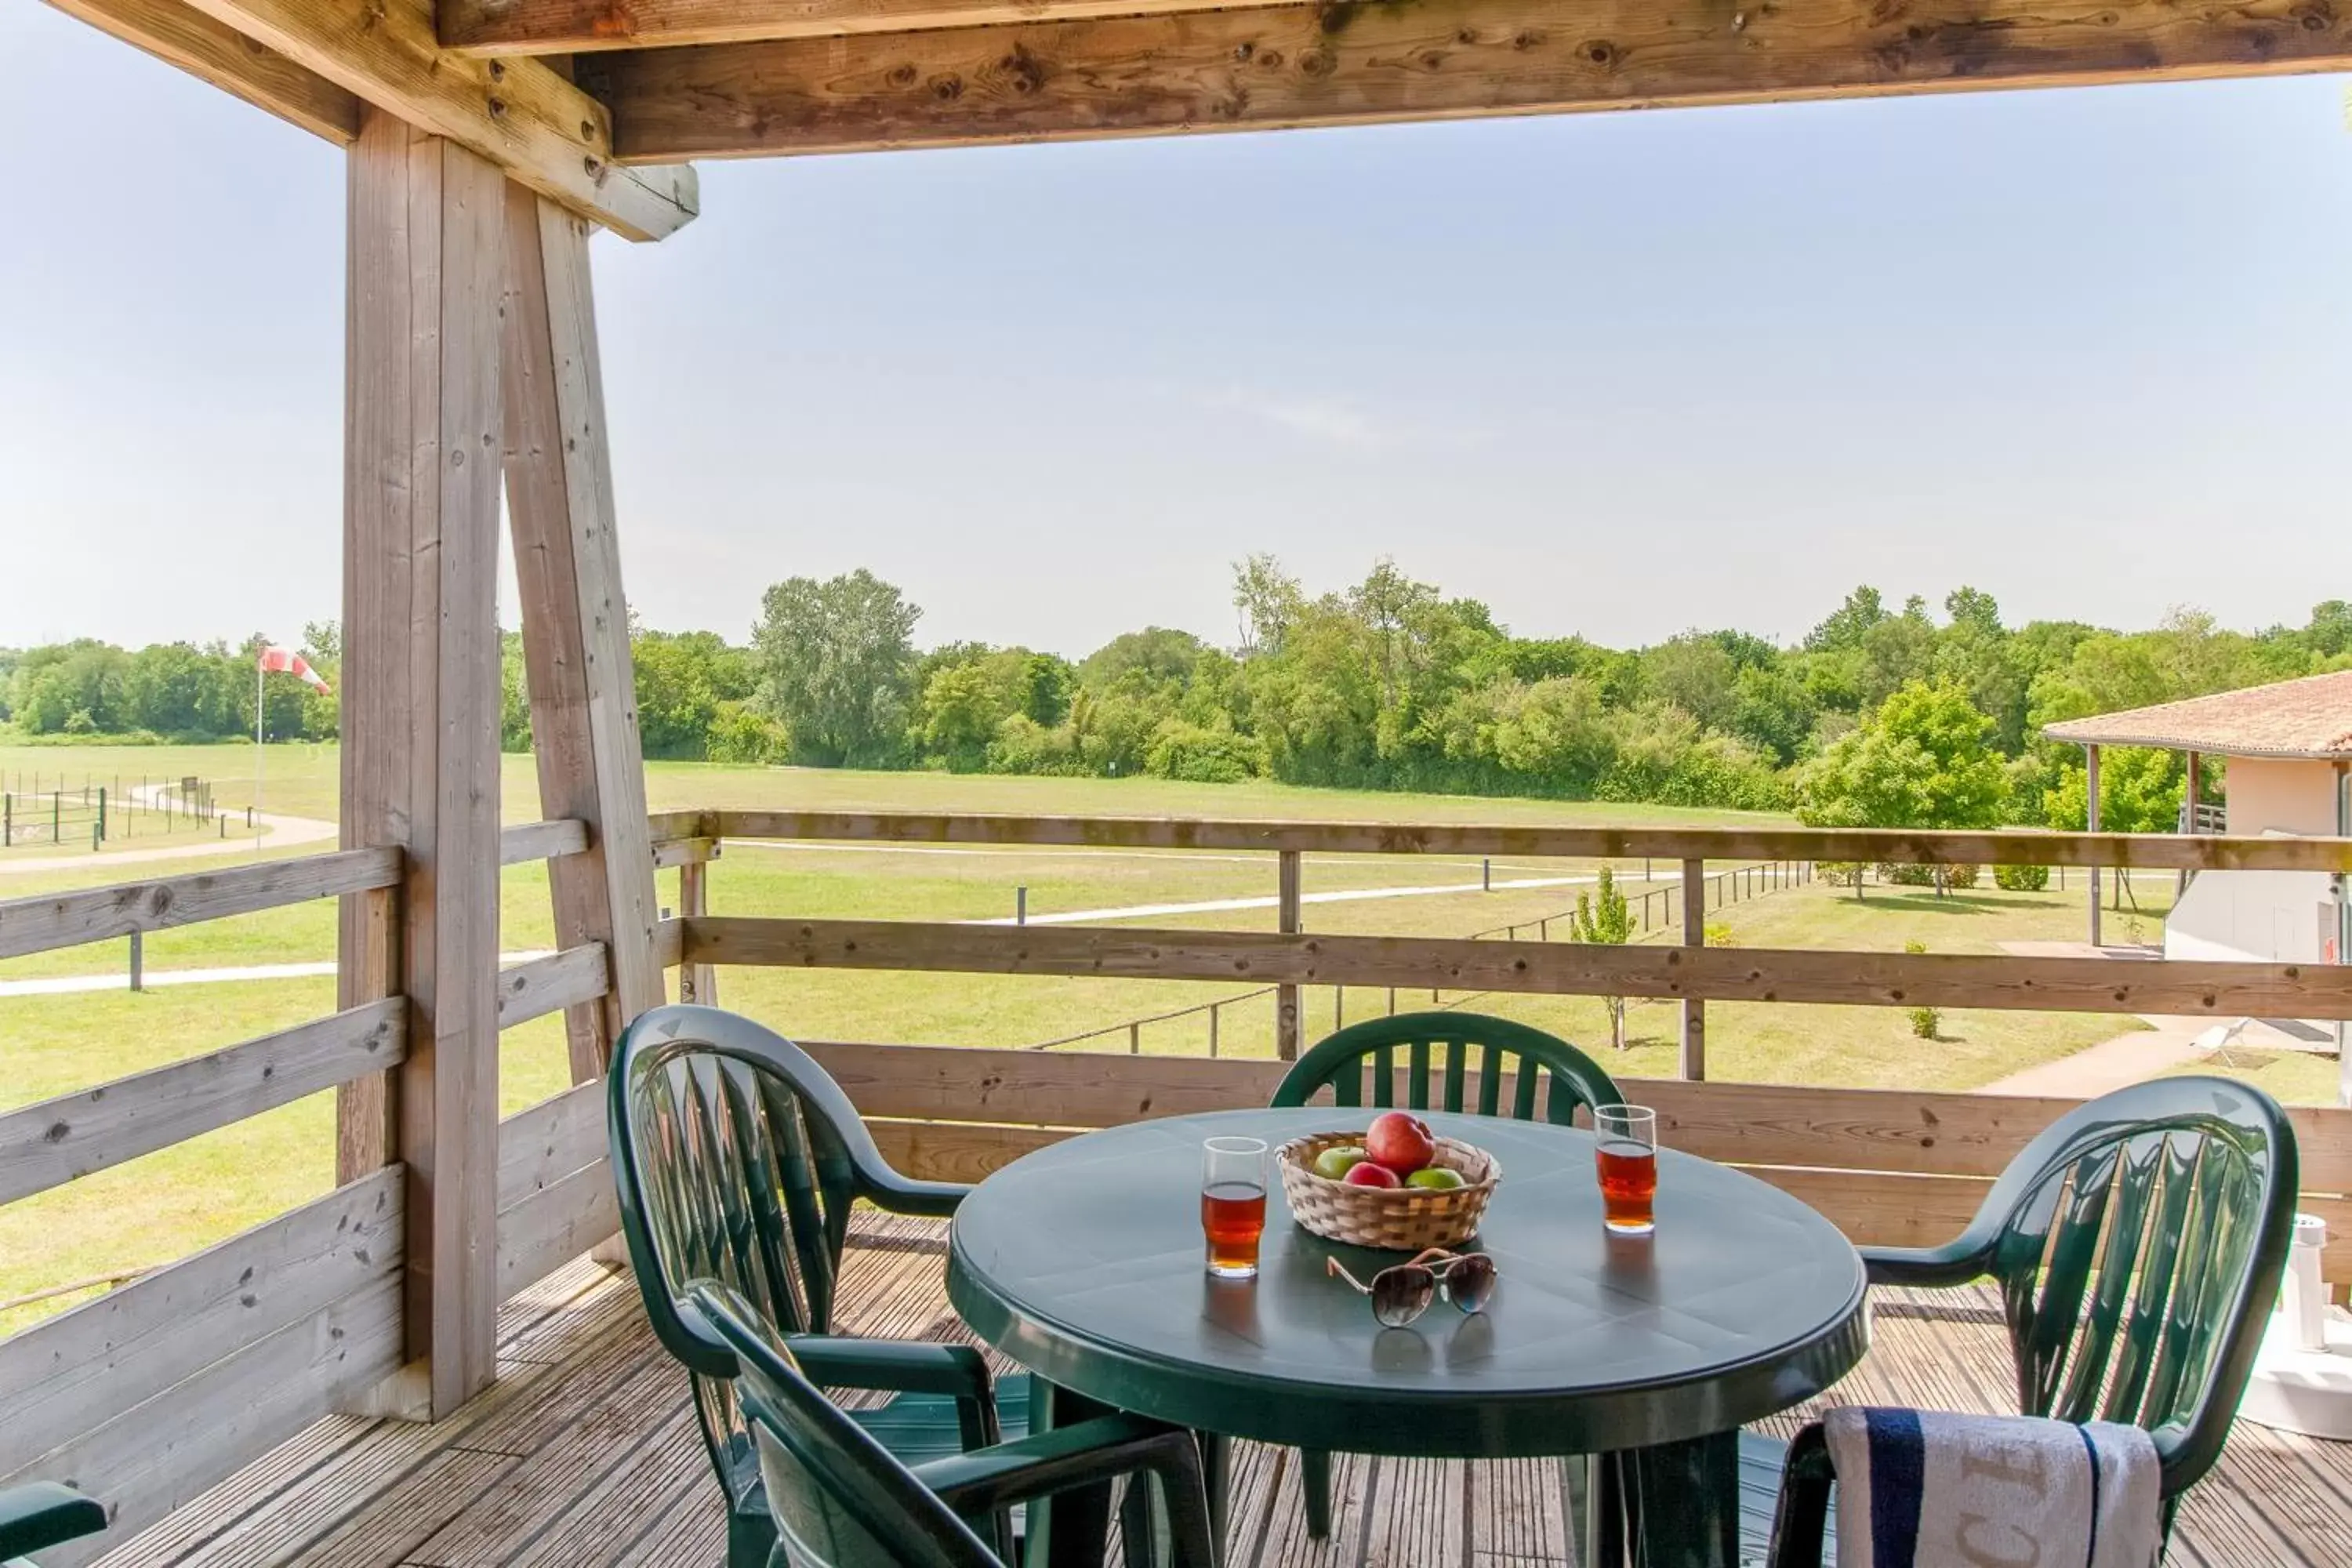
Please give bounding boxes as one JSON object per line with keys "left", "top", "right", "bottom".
{"left": 9, "top": 568, "right": 2349, "bottom": 831}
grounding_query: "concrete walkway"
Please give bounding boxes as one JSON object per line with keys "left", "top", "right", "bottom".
{"left": 0, "top": 783, "right": 336, "bottom": 877}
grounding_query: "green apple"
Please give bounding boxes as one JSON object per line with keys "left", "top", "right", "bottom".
{"left": 1405, "top": 1167, "right": 1465, "bottom": 1191}
{"left": 1312, "top": 1145, "right": 1369, "bottom": 1181}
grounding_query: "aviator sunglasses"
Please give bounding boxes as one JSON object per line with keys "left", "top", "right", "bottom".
{"left": 1326, "top": 1247, "right": 1498, "bottom": 1327}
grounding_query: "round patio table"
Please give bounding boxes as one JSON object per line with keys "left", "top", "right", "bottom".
{"left": 946, "top": 1106, "right": 1868, "bottom": 1568}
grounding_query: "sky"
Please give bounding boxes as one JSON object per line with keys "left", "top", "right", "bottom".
{"left": 3, "top": 5, "right": 2350, "bottom": 662}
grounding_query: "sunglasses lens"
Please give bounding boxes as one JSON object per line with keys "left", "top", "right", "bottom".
{"left": 1449, "top": 1254, "right": 1498, "bottom": 1313}
{"left": 1371, "top": 1266, "right": 1436, "bottom": 1327}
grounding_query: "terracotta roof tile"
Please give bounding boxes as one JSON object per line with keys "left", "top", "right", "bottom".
{"left": 2042, "top": 668, "right": 2352, "bottom": 759}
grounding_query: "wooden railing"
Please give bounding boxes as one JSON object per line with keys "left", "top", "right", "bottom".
{"left": 0, "top": 821, "right": 613, "bottom": 1564}
{"left": 650, "top": 809, "right": 2352, "bottom": 1292}
{"left": 792, "top": 1040, "right": 2352, "bottom": 1285}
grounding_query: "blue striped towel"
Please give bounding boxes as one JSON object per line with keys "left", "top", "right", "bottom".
{"left": 1824, "top": 1408, "right": 2161, "bottom": 1568}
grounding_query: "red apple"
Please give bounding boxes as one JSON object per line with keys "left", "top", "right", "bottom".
{"left": 1341, "top": 1160, "right": 1402, "bottom": 1189}
{"left": 1365, "top": 1112, "right": 1436, "bottom": 1176}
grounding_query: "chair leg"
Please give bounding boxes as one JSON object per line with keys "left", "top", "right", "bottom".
{"left": 1140, "top": 1436, "right": 1221, "bottom": 1568}
{"left": 1300, "top": 1448, "right": 1334, "bottom": 1541}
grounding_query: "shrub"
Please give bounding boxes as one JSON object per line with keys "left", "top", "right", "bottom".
{"left": 1143, "top": 720, "right": 1262, "bottom": 784}
{"left": 1878, "top": 862, "right": 1939, "bottom": 887}
{"left": 1902, "top": 940, "right": 1939, "bottom": 1037}
{"left": 1944, "top": 862, "right": 1980, "bottom": 890}
{"left": 1703, "top": 920, "right": 1737, "bottom": 948}
{"left": 706, "top": 700, "right": 788, "bottom": 764}
{"left": 1993, "top": 862, "right": 2050, "bottom": 892}
{"left": 985, "top": 714, "right": 1083, "bottom": 776}
{"left": 1817, "top": 861, "right": 1866, "bottom": 887}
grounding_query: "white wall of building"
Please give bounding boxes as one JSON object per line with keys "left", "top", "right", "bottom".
{"left": 2223, "top": 757, "right": 2343, "bottom": 836}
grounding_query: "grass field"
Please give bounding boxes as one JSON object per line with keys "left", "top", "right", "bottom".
{"left": 0, "top": 739, "right": 2312, "bottom": 1334}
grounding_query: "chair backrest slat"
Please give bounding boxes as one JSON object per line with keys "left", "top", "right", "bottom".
{"left": 1272, "top": 1014, "right": 1624, "bottom": 1139}
{"left": 1950, "top": 1079, "right": 2296, "bottom": 1497}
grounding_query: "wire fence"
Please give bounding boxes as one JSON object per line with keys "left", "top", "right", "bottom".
{"left": 1, "top": 775, "right": 220, "bottom": 851}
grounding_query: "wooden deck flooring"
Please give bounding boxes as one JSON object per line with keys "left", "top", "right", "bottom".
{"left": 96, "top": 1215, "right": 2350, "bottom": 1568}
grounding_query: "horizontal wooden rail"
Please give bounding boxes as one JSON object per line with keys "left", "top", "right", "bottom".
{"left": 495, "top": 943, "right": 610, "bottom": 1029}
{"left": 495, "top": 1081, "right": 618, "bottom": 1300}
{"left": 652, "top": 835, "right": 720, "bottom": 869}
{"left": 806, "top": 1042, "right": 2352, "bottom": 1278}
{"left": 0, "top": 1000, "right": 407, "bottom": 1207}
{"left": 682, "top": 810, "right": 2352, "bottom": 873}
{"left": 0, "top": 846, "right": 401, "bottom": 960}
{"left": 499, "top": 817, "right": 590, "bottom": 866}
{"left": 0, "top": 1169, "right": 403, "bottom": 1561}
{"left": 687, "top": 916, "right": 2352, "bottom": 1021}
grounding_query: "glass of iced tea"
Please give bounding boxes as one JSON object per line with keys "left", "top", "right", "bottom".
{"left": 1595, "top": 1105, "right": 1658, "bottom": 1236}
{"left": 1201, "top": 1136, "right": 1269, "bottom": 1279}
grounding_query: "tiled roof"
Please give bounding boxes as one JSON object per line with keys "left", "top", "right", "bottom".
{"left": 2042, "top": 669, "right": 2352, "bottom": 759}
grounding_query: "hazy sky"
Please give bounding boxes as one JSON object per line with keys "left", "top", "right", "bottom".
{"left": 4, "top": 5, "right": 2348, "bottom": 661}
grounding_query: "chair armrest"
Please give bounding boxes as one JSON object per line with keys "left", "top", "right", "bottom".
{"left": 787, "top": 1336, "right": 992, "bottom": 1402}
{"left": 1861, "top": 1242, "right": 1992, "bottom": 1290}
{"left": 0, "top": 1483, "right": 107, "bottom": 1559}
{"left": 913, "top": 1412, "right": 1192, "bottom": 1515}
{"left": 860, "top": 1172, "right": 970, "bottom": 1221}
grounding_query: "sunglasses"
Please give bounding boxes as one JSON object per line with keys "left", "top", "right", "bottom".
{"left": 1326, "top": 1247, "right": 1499, "bottom": 1327}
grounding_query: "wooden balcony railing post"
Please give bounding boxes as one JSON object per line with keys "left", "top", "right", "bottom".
{"left": 678, "top": 858, "right": 714, "bottom": 1005}
{"left": 1277, "top": 849, "right": 1302, "bottom": 1059}
{"left": 1680, "top": 858, "right": 1706, "bottom": 1080}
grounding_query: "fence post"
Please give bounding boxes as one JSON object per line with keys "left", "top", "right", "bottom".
{"left": 1128, "top": 1022, "right": 1141, "bottom": 1055}
{"left": 1388, "top": 986, "right": 1397, "bottom": 1016}
{"left": 1680, "top": 858, "right": 1707, "bottom": 1081}
{"left": 97, "top": 787, "right": 106, "bottom": 840}
{"left": 1335, "top": 987, "right": 1344, "bottom": 1030}
{"left": 3, "top": 793, "right": 9, "bottom": 848}
{"left": 1207, "top": 1004, "right": 1219, "bottom": 1058}
{"left": 1482, "top": 857, "right": 1492, "bottom": 891}
{"left": 1015, "top": 886, "right": 1027, "bottom": 926}
{"left": 679, "top": 858, "right": 716, "bottom": 1007}
{"left": 129, "top": 929, "right": 143, "bottom": 993}
{"left": 1276, "top": 850, "right": 1303, "bottom": 1060}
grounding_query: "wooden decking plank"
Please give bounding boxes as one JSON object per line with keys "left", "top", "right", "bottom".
{"left": 89, "top": 1416, "right": 383, "bottom": 1567}
{"left": 412, "top": 1349, "right": 692, "bottom": 1566}
{"left": 495, "top": 1254, "right": 621, "bottom": 1349}
{"left": 499, "top": 1269, "right": 646, "bottom": 1367}
{"left": 296, "top": 1449, "right": 520, "bottom": 1568}
{"left": 1219, "top": 1439, "right": 1288, "bottom": 1568}
{"left": 500, "top": 1403, "right": 715, "bottom": 1567}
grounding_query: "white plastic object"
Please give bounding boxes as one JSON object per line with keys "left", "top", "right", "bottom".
{"left": 2284, "top": 1213, "right": 2330, "bottom": 1354}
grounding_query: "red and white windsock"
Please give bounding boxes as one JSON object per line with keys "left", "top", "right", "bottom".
{"left": 258, "top": 646, "right": 332, "bottom": 695}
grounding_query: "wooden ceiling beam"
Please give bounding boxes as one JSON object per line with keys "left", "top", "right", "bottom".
{"left": 167, "top": 0, "right": 697, "bottom": 238}
{"left": 441, "top": 0, "right": 1241, "bottom": 56}
{"left": 44, "top": 0, "right": 361, "bottom": 143}
{"left": 584, "top": 0, "right": 2352, "bottom": 162}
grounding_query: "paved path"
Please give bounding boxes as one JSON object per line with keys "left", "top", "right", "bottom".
{"left": 0, "top": 782, "right": 336, "bottom": 877}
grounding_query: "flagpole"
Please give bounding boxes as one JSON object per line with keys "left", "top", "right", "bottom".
{"left": 255, "top": 655, "right": 264, "bottom": 854}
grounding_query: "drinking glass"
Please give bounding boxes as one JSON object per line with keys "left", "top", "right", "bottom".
{"left": 1200, "top": 1136, "right": 1269, "bottom": 1279}
{"left": 1595, "top": 1105, "right": 1658, "bottom": 1236}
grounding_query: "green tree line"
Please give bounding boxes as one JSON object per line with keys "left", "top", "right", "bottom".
{"left": 9, "top": 568, "right": 2347, "bottom": 829}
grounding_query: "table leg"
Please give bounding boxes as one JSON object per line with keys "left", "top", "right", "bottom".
{"left": 1027, "top": 1380, "right": 1117, "bottom": 1568}
{"left": 1619, "top": 1434, "right": 1741, "bottom": 1568}
{"left": 1568, "top": 1454, "right": 1628, "bottom": 1568}
{"left": 1194, "top": 1431, "right": 1230, "bottom": 1548}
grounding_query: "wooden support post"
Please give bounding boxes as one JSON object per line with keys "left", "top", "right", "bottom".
{"left": 341, "top": 107, "right": 507, "bottom": 1419}
{"left": 1679, "top": 858, "right": 1705, "bottom": 1081}
{"left": 2180, "top": 750, "right": 2201, "bottom": 897}
{"left": 677, "top": 858, "right": 716, "bottom": 1005}
{"left": 2085, "top": 745, "right": 2103, "bottom": 949}
{"left": 502, "top": 180, "right": 666, "bottom": 1080}
{"left": 1276, "top": 849, "right": 1302, "bottom": 1061}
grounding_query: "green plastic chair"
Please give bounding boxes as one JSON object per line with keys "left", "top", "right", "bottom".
{"left": 610, "top": 1004, "right": 1031, "bottom": 1568}
{"left": 1761, "top": 1076, "right": 2299, "bottom": 1568}
{"left": 1271, "top": 1011, "right": 1625, "bottom": 1537}
{"left": 696, "top": 1283, "right": 1219, "bottom": 1568}
{"left": 0, "top": 1483, "right": 104, "bottom": 1567}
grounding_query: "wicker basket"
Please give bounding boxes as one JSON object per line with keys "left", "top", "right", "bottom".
{"left": 1276, "top": 1130, "right": 1501, "bottom": 1251}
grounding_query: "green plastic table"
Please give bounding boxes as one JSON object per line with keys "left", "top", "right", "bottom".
{"left": 946, "top": 1107, "right": 1868, "bottom": 1568}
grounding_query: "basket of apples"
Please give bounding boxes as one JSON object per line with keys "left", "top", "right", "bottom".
{"left": 1276, "top": 1112, "right": 1501, "bottom": 1250}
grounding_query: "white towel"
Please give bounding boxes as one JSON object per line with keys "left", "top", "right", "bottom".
{"left": 1824, "top": 1407, "right": 2162, "bottom": 1568}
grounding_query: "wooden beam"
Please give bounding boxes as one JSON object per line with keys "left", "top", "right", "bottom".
{"left": 1679, "top": 856, "right": 1703, "bottom": 1080}
{"left": 0, "top": 1000, "right": 404, "bottom": 1207}
{"left": 499, "top": 815, "right": 590, "bottom": 866}
{"left": 171, "top": 0, "right": 695, "bottom": 238}
{"left": 584, "top": 0, "right": 2352, "bottom": 162}
{"left": 443, "top": 0, "right": 1249, "bottom": 54}
{"left": 684, "top": 915, "right": 2352, "bottom": 1019}
{"left": 495, "top": 942, "right": 612, "bottom": 1029}
{"left": 44, "top": 0, "right": 360, "bottom": 142}
{"left": 0, "top": 846, "right": 398, "bottom": 962}
{"left": 502, "top": 183, "right": 668, "bottom": 1081}
{"left": 343, "top": 108, "right": 507, "bottom": 1418}
{"left": 699, "top": 810, "right": 2352, "bottom": 873}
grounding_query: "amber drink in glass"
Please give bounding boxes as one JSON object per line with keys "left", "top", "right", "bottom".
{"left": 1595, "top": 1105, "right": 1658, "bottom": 1236}
{"left": 1201, "top": 1136, "right": 1269, "bottom": 1279}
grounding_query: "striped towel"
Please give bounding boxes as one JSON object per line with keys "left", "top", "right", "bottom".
{"left": 1824, "top": 1408, "right": 2161, "bottom": 1568}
